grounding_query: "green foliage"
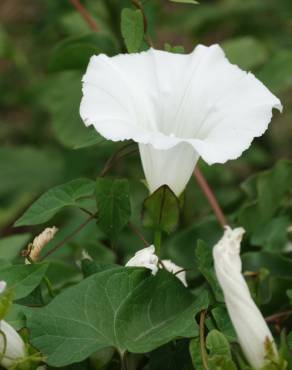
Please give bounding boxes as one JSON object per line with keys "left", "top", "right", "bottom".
{"left": 95, "top": 178, "right": 131, "bottom": 241}
{"left": 143, "top": 185, "right": 180, "bottom": 234}
{"left": 0, "top": 234, "right": 30, "bottom": 260}
{"left": 0, "top": 263, "right": 48, "bottom": 300}
{"left": 49, "top": 33, "right": 117, "bottom": 72}
{"left": 25, "top": 268, "right": 205, "bottom": 366}
{"left": 195, "top": 240, "right": 224, "bottom": 302}
{"left": 1, "top": 0, "right": 292, "bottom": 368}
{"left": 121, "top": 8, "right": 144, "bottom": 53}
{"left": 15, "top": 178, "right": 95, "bottom": 226}
{"left": 164, "top": 43, "right": 185, "bottom": 53}
{"left": 39, "top": 71, "right": 102, "bottom": 148}
{"left": 222, "top": 36, "right": 268, "bottom": 70}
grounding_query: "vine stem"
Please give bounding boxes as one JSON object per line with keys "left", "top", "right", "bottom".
{"left": 199, "top": 310, "right": 210, "bottom": 370}
{"left": 193, "top": 166, "right": 227, "bottom": 228}
{"left": 39, "top": 214, "right": 96, "bottom": 261}
{"left": 265, "top": 310, "right": 292, "bottom": 323}
{"left": 68, "top": 0, "right": 99, "bottom": 31}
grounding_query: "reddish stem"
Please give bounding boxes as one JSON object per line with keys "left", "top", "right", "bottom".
{"left": 68, "top": 0, "right": 99, "bottom": 32}
{"left": 193, "top": 167, "right": 227, "bottom": 228}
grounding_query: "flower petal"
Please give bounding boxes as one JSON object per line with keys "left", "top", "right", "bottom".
{"left": 125, "top": 245, "right": 159, "bottom": 275}
{"left": 139, "top": 142, "right": 199, "bottom": 195}
{"left": 81, "top": 45, "right": 281, "bottom": 165}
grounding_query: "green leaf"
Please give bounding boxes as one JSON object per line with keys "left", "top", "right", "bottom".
{"left": 143, "top": 185, "right": 180, "bottom": 234}
{"left": 40, "top": 71, "right": 102, "bottom": 148}
{"left": 211, "top": 307, "right": 236, "bottom": 342}
{"left": 169, "top": 0, "right": 199, "bottom": 4}
{"left": 251, "top": 216, "right": 290, "bottom": 252}
{"left": 195, "top": 240, "right": 224, "bottom": 302}
{"left": 121, "top": 8, "right": 144, "bottom": 53}
{"left": 222, "top": 36, "right": 268, "bottom": 70}
{"left": 26, "top": 268, "right": 206, "bottom": 366}
{"left": 206, "top": 330, "right": 231, "bottom": 358}
{"left": 189, "top": 338, "right": 204, "bottom": 370}
{"left": 0, "top": 263, "right": 49, "bottom": 300}
{"left": 96, "top": 178, "right": 131, "bottom": 241}
{"left": 81, "top": 259, "right": 119, "bottom": 277}
{"left": 258, "top": 50, "right": 292, "bottom": 93}
{"left": 26, "top": 268, "right": 147, "bottom": 366}
{"left": 0, "top": 234, "right": 31, "bottom": 260}
{"left": 164, "top": 43, "right": 185, "bottom": 54}
{"left": 5, "top": 303, "right": 26, "bottom": 330}
{"left": 238, "top": 160, "right": 292, "bottom": 237}
{"left": 15, "top": 178, "right": 95, "bottom": 226}
{"left": 49, "top": 33, "right": 117, "bottom": 72}
{"left": 116, "top": 272, "right": 208, "bottom": 354}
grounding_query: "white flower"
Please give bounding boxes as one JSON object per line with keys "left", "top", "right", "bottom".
{"left": 213, "top": 226, "right": 278, "bottom": 369}
{"left": 0, "top": 320, "right": 26, "bottom": 368}
{"left": 80, "top": 45, "right": 282, "bottom": 195}
{"left": 125, "top": 246, "right": 188, "bottom": 286}
{"left": 161, "top": 259, "right": 187, "bottom": 287}
{"left": 0, "top": 281, "right": 6, "bottom": 294}
{"left": 126, "top": 245, "right": 159, "bottom": 275}
{"left": 26, "top": 226, "right": 58, "bottom": 263}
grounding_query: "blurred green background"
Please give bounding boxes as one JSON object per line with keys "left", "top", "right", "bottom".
{"left": 0, "top": 0, "right": 292, "bottom": 320}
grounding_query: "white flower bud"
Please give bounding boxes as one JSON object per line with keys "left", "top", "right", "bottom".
{"left": 126, "top": 245, "right": 159, "bottom": 275}
{"left": 81, "top": 249, "right": 93, "bottom": 261}
{"left": 0, "top": 281, "right": 7, "bottom": 294}
{"left": 213, "top": 226, "right": 278, "bottom": 369}
{"left": 26, "top": 226, "right": 58, "bottom": 263}
{"left": 0, "top": 320, "right": 26, "bottom": 368}
{"left": 161, "top": 259, "right": 187, "bottom": 287}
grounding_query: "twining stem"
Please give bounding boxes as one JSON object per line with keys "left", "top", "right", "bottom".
{"left": 68, "top": 0, "right": 99, "bottom": 31}
{"left": 199, "top": 310, "right": 210, "bottom": 370}
{"left": 40, "top": 214, "right": 96, "bottom": 261}
{"left": 193, "top": 167, "right": 227, "bottom": 228}
{"left": 99, "top": 142, "right": 137, "bottom": 177}
{"left": 265, "top": 310, "right": 292, "bottom": 323}
{"left": 154, "top": 230, "right": 162, "bottom": 256}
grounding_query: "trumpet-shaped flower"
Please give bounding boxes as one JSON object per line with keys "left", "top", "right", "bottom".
{"left": 126, "top": 245, "right": 159, "bottom": 275}
{"left": 80, "top": 45, "right": 282, "bottom": 195}
{"left": 213, "top": 227, "right": 278, "bottom": 369}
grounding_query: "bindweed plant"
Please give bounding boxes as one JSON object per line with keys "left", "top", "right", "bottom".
{"left": 0, "top": 0, "right": 292, "bottom": 369}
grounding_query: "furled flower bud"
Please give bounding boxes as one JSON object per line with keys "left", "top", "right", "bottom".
{"left": 161, "top": 259, "right": 187, "bottom": 287}
{"left": 26, "top": 226, "right": 58, "bottom": 263}
{"left": 0, "top": 320, "right": 26, "bottom": 368}
{"left": 213, "top": 226, "right": 278, "bottom": 369}
{"left": 126, "top": 245, "right": 159, "bottom": 275}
